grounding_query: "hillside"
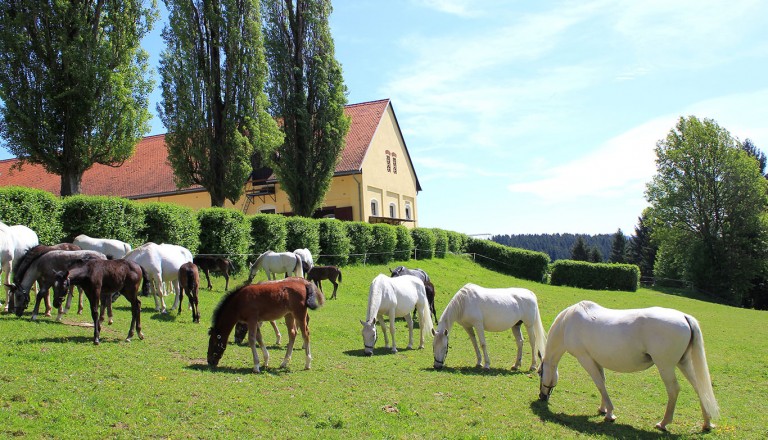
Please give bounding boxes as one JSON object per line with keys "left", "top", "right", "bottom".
{"left": 492, "top": 233, "right": 614, "bottom": 261}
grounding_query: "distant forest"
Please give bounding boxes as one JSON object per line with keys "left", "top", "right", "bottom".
{"left": 491, "top": 233, "right": 614, "bottom": 262}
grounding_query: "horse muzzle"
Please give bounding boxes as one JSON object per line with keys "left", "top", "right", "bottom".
{"left": 539, "top": 392, "right": 550, "bottom": 402}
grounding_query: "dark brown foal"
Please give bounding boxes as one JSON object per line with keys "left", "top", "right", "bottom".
{"left": 306, "top": 265, "right": 342, "bottom": 299}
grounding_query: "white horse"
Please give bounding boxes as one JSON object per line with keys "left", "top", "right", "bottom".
{"left": 538, "top": 300, "right": 719, "bottom": 432}
{"left": 247, "top": 251, "right": 304, "bottom": 282}
{"left": 432, "top": 284, "right": 547, "bottom": 371}
{"left": 124, "top": 242, "right": 189, "bottom": 313}
{"left": 73, "top": 234, "right": 132, "bottom": 259}
{"left": 293, "top": 248, "right": 314, "bottom": 273}
{"left": 1, "top": 222, "right": 39, "bottom": 311}
{"left": 360, "top": 274, "right": 434, "bottom": 355}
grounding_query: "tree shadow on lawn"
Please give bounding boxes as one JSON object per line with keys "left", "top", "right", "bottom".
{"left": 424, "top": 365, "right": 528, "bottom": 377}
{"left": 529, "top": 400, "right": 685, "bottom": 440}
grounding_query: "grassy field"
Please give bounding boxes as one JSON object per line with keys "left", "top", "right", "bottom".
{"left": 1, "top": 254, "right": 766, "bottom": 439}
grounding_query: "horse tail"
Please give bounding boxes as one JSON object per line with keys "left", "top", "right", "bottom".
{"left": 305, "top": 280, "right": 325, "bottom": 310}
{"left": 337, "top": 268, "right": 342, "bottom": 284}
{"left": 530, "top": 296, "right": 548, "bottom": 361}
{"left": 293, "top": 256, "right": 304, "bottom": 278}
{"left": 418, "top": 282, "right": 434, "bottom": 336}
{"left": 140, "top": 266, "right": 150, "bottom": 297}
{"left": 684, "top": 314, "right": 720, "bottom": 421}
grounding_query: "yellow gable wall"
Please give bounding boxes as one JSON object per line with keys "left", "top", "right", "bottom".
{"left": 360, "top": 104, "right": 419, "bottom": 227}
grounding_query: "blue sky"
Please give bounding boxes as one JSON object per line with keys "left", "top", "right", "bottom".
{"left": 3, "top": 0, "right": 768, "bottom": 236}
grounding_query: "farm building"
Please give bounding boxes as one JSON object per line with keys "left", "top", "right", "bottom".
{"left": 0, "top": 99, "right": 422, "bottom": 227}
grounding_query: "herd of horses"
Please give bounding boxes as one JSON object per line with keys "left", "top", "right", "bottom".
{"left": 0, "top": 220, "right": 720, "bottom": 432}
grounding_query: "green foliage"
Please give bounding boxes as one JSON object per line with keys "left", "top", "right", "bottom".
{"left": 0, "top": 1, "right": 156, "bottom": 196}
{"left": 432, "top": 228, "right": 449, "bottom": 258}
{"left": 158, "top": 0, "right": 282, "bottom": 206}
{"left": 626, "top": 210, "right": 657, "bottom": 277}
{"left": 368, "top": 224, "right": 397, "bottom": 264}
{"left": 570, "top": 236, "right": 590, "bottom": 261}
{"left": 411, "top": 228, "right": 436, "bottom": 260}
{"left": 197, "top": 208, "right": 250, "bottom": 273}
{"left": 0, "top": 186, "right": 63, "bottom": 244}
{"left": 344, "top": 222, "right": 372, "bottom": 264}
{"left": 550, "top": 260, "right": 640, "bottom": 292}
{"left": 248, "top": 214, "right": 287, "bottom": 255}
{"left": 285, "top": 216, "right": 320, "bottom": 257}
{"left": 609, "top": 228, "right": 627, "bottom": 263}
{"left": 263, "top": 0, "right": 351, "bottom": 217}
{"left": 447, "top": 230, "right": 469, "bottom": 254}
{"left": 646, "top": 116, "right": 768, "bottom": 304}
{"left": 141, "top": 203, "right": 200, "bottom": 253}
{"left": 60, "top": 196, "right": 146, "bottom": 247}
{"left": 466, "top": 238, "right": 550, "bottom": 282}
{"left": 317, "top": 218, "right": 349, "bottom": 266}
{"left": 493, "top": 233, "right": 613, "bottom": 262}
{"left": 393, "top": 225, "right": 414, "bottom": 261}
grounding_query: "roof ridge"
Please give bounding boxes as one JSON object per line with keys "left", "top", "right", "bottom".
{"left": 344, "top": 98, "right": 390, "bottom": 108}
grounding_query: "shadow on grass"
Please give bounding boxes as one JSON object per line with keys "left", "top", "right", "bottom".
{"left": 529, "top": 399, "right": 685, "bottom": 439}
{"left": 342, "top": 346, "right": 424, "bottom": 357}
{"left": 424, "top": 365, "right": 528, "bottom": 377}
{"left": 185, "top": 363, "right": 293, "bottom": 376}
{"left": 25, "top": 335, "right": 94, "bottom": 344}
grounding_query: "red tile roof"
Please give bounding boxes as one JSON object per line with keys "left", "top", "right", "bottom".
{"left": 0, "top": 99, "right": 393, "bottom": 198}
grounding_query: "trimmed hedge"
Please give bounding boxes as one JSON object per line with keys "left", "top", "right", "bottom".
{"left": 317, "top": 218, "right": 350, "bottom": 266}
{"left": 345, "top": 222, "right": 372, "bottom": 264}
{"left": 197, "top": 208, "right": 250, "bottom": 274}
{"left": 249, "top": 214, "right": 287, "bottom": 254}
{"left": 368, "top": 223, "right": 397, "bottom": 264}
{"left": 550, "top": 260, "right": 640, "bottom": 292}
{"left": 61, "top": 195, "right": 146, "bottom": 247}
{"left": 142, "top": 203, "right": 200, "bottom": 253}
{"left": 432, "top": 228, "right": 449, "bottom": 258}
{"left": 0, "top": 186, "right": 63, "bottom": 244}
{"left": 447, "top": 230, "right": 469, "bottom": 254}
{"left": 466, "top": 238, "right": 550, "bottom": 282}
{"left": 285, "top": 216, "right": 320, "bottom": 257}
{"left": 394, "top": 225, "right": 414, "bottom": 262}
{"left": 411, "top": 228, "right": 435, "bottom": 260}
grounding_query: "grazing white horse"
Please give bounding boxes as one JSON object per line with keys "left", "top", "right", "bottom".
{"left": 538, "top": 300, "right": 719, "bottom": 432}
{"left": 432, "top": 284, "right": 546, "bottom": 371}
{"left": 247, "top": 251, "right": 304, "bottom": 282}
{"left": 73, "top": 234, "right": 132, "bottom": 259}
{"left": 360, "top": 274, "right": 434, "bottom": 355}
{"left": 1, "top": 222, "right": 39, "bottom": 311}
{"left": 124, "top": 242, "right": 190, "bottom": 313}
{"left": 293, "top": 248, "right": 314, "bottom": 273}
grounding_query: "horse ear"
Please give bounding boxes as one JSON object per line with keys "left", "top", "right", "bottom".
{"left": 360, "top": 319, "right": 366, "bottom": 326}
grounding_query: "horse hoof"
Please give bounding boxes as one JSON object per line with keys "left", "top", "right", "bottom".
{"left": 604, "top": 415, "right": 617, "bottom": 423}
{"left": 511, "top": 366, "right": 520, "bottom": 371}
{"left": 655, "top": 423, "right": 667, "bottom": 431}
{"left": 94, "top": 340, "right": 100, "bottom": 346}
{"left": 702, "top": 423, "right": 715, "bottom": 431}
{"left": 125, "top": 337, "right": 132, "bottom": 343}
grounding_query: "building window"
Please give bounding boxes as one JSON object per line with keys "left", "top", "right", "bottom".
{"left": 259, "top": 205, "right": 276, "bottom": 214}
{"left": 404, "top": 202, "right": 412, "bottom": 220}
{"left": 370, "top": 199, "right": 379, "bottom": 216}
{"left": 389, "top": 203, "right": 396, "bottom": 218}
{"left": 392, "top": 153, "right": 397, "bottom": 174}
{"left": 385, "top": 151, "right": 391, "bottom": 173}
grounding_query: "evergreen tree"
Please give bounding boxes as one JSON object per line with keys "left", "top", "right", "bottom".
{"left": 741, "top": 138, "right": 767, "bottom": 178}
{"left": 609, "top": 228, "right": 627, "bottom": 263}
{"left": 627, "top": 210, "right": 657, "bottom": 277}
{"left": 571, "top": 236, "right": 589, "bottom": 261}
{"left": 589, "top": 246, "right": 603, "bottom": 263}
{"left": 0, "top": 0, "right": 156, "bottom": 196}
{"left": 158, "top": 0, "right": 282, "bottom": 207}
{"left": 262, "top": 0, "right": 351, "bottom": 217}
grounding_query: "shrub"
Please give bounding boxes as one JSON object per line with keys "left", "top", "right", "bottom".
{"left": 284, "top": 216, "right": 320, "bottom": 257}
{"left": 466, "top": 238, "right": 550, "bottom": 282}
{"left": 550, "top": 260, "right": 640, "bottom": 292}
{"left": 0, "top": 186, "right": 63, "bottom": 244}
{"left": 432, "top": 228, "right": 449, "bottom": 258}
{"left": 345, "top": 222, "right": 372, "bottom": 264}
{"left": 368, "top": 224, "right": 397, "bottom": 264}
{"left": 61, "top": 195, "right": 145, "bottom": 247}
{"left": 317, "top": 218, "right": 350, "bottom": 266}
{"left": 141, "top": 202, "right": 200, "bottom": 253}
{"left": 393, "top": 225, "right": 414, "bottom": 262}
{"left": 249, "top": 214, "right": 287, "bottom": 255}
{"left": 411, "top": 228, "right": 436, "bottom": 260}
{"left": 197, "top": 208, "right": 250, "bottom": 274}
{"left": 447, "top": 231, "right": 469, "bottom": 254}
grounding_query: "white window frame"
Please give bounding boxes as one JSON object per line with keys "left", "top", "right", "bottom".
{"left": 404, "top": 202, "right": 412, "bottom": 220}
{"left": 370, "top": 199, "right": 379, "bottom": 217}
{"left": 389, "top": 203, "right": 397, "bottom": 218}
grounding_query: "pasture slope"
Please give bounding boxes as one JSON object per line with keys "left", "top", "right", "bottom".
{"left": 0, "top": 254, "right": 765, "bottom": 439}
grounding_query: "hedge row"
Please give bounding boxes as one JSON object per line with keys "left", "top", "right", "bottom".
{"left": 550, "top": 260, "right": 640, "bottom": 292}
{"left": 465, "top": 238, "right": 550, "bottom": 282}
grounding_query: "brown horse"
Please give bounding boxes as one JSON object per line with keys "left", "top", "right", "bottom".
{"left": 52, "top": 259, "right": 148, "bottom": 345}
{"left": 193, "top": 255, "right": 235, "bottom": 290}
{"left": 178, "top": 262, "right": 200, "bottom": 323}
{"left": 8, "top": 243, "right": 82, "bottom": 314}
{"left": 208, "top": 277, "right": 324, "bottom": 373}
{"left": 306, "top": 265, "right": 342, "bottom": 299}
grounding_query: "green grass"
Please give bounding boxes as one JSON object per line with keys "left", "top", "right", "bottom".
{"left": 1, "top": 254, "right": 766, "bottom": 439}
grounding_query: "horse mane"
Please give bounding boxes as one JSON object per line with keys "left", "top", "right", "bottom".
{"left": 365, "top": 275, "right": 386, "bottom": 322}
{"left": 438, "top": 284, "right": 471, "bottom": 330}
{"left": 210, "top": 282, "right": 249, "bottom": 329}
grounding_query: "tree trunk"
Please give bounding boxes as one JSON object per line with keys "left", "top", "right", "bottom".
{"left": 60, "top": 171, "right": 82, "bottom": 196}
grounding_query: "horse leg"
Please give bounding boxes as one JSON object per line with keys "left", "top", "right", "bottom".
{"left": 676, "top": 356, "right": 715, "bottom": 431}
{"left": 30, "top": 288, "right": 48, "bottom": 321}
{"left": 223, "top": 272, "right": 229, "bottom": 291}
{"left": 169, "top": 280, "right": 181, "bottom": 313}
{"left": 377, "top": 314, "right": 390, "bottom": 350}
{"left": 655, "top": 365, "right": 682, "bottom": 431}
{"left": 475, "top": 325, "right": 492, "bottom": 369}
{"left": 524, "top": 323, "right": 539, "bottom": 371}
{"left": 389, "top": 314, "right": 399, "bottom": 353}
{"left": 131, "top": 294, "right": 144, "bottom": 341}
{"left": 299, "top": 313, "right": 312, "bottom": 370}
{"left": 280, "top": 315, "right": 298, "bottom": 369}
{"left": 510, "top": 323, "right": 524, "bottom": 370}
{"left": 106, "top": 294, "right": 114, "bottom": 325}
{"left": 43, "top": 288, "right": 52, "bottom": 317}
{"left": 204, "top": 269, "right": 212, "bottom": 290}
{"left": 89, "top": 292, "right": 101, "bottom": 345}
{"left": 330, "top": 280, "right": 338, "bottom": 300}
{"left": 248, "top": 321, "right": 268, "bottom": 373}
{"left": 270, "top": 320, "right": 282, "bottom": 345}
{"left": 404, "top": 313, "right": 415, "bottom": 350}
{"left": 576, "top": 356, "right": 616, "bottom": 422}
{"left": 77, "top": 286, "right": 84, "bottom": 314}
{"left": 464, "top": 326, "right": 483, "bottom": 367}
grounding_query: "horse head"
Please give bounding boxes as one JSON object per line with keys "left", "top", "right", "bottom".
{"left": 360, "top": 318, "right": 377, "bottom": 356}
{"left": 207, "top": 327, "right": 227, "bottom": 367}
{"left": 389, "top": 266, "right": 405, "bottom": 277}
{"left": 432, "top": 328, "right": 450, "bottom": 369}
{"left": 233, "top": 322, "right": 247, "bottom": 345}
{"left": 5, "top": 283, "right": 29, "bottom": 317}
{"left": 51, "top": 270, "right": 71, "bottom": 309}
{"left": 538, "top": 360, "right": 558, "bottom": 401}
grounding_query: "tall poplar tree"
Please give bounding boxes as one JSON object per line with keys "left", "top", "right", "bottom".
{"left": 0, "top": 0, "right": 156, "bottom": 196}
{"left": 158, "top": 0, "right": 282, "bottom": 207}
{"left": 262, "top": 0, "right": 350, "bottom": 217}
